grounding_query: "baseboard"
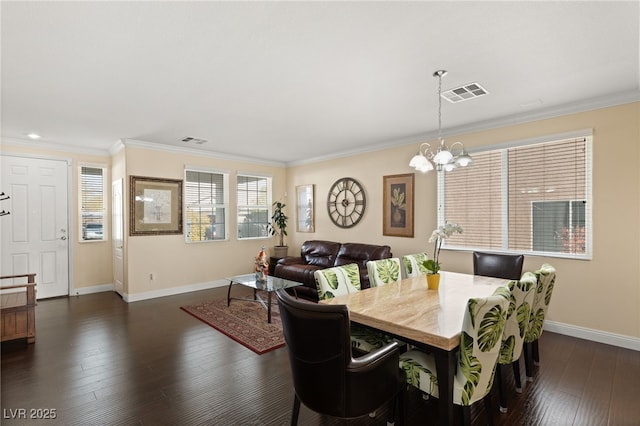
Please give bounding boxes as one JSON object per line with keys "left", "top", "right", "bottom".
{"left": 545, "top": 320, "right": 640, "bottom": 352}
{"left": 72, "top": 283, "right": 114, "bottom": 296}
{"left": 123, "top": 279, "right": 228, "bottom": 303}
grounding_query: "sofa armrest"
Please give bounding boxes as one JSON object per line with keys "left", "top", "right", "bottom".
{"left": 276, "top": 256, "right": 306, "bottom": 266}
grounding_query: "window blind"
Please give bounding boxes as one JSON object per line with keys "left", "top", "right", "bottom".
{"left": 441, "top": 136, "right": 591, "bottom": 258}
{"left": 185, "top": 170, "right": 227, "bottom": 242}
{"left": 237, "top": 174, "right": 271, "bottom": 239}
{"left": 79, "top": 166, "right": 105, "bottom": 241}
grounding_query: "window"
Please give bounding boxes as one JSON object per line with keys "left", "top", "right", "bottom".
{"left": 440, "top": 134, "right": 591, "bottom": 259}
{"left": 532, "top": 200, "right": 585, "bottom": 253}
{"left": 236, "top": 173, "right": 271, "bottom": 239}
{"left": 184, "top": 168, "right": 228, "bottom": 242}
{"left": 79, "top": 165, "right": 106, "bottom": 242}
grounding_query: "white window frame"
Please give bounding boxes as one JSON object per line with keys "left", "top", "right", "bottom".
{"left": 437, "top": 130, "right": 592, "bottom": 260}
{"left": 236, "top": 172, "right": 272, "bottom": 240}
{"left": 78, "top": 163, "right": 107, "bottom": 242}
{"left": 184, "top": 166, "right": 229, "bottom": 243}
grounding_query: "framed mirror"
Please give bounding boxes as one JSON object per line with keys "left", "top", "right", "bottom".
{"left": 296, "top": 184, "right": 315, "bottom": 233}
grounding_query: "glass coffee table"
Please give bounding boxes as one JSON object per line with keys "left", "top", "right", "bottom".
{"left": 226, "top": 274, "right": 302, "bottom": 323}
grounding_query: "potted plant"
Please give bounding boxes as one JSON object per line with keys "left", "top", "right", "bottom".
{"left": 268, "top": 201, "right": 289, "bottom": 258}
{"left": 423, "top": 222, "right": 463, "bottom": 289}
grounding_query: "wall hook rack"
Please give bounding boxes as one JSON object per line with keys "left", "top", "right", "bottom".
{"left": 0, "top": 191, "right": 10, "bottom": 216}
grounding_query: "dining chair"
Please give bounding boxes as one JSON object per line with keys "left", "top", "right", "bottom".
{"left": 399, "top": 287, "right": 510, "bottom": 426}
{"left": 314, "top": 263, "right": 362, "bottom": 300}
{"left": 401, "top": 252, "right": 430, "bottom": 278}
{"left": 275, "top": 288, "right": 405, "bottom": 426}
{"left": 524, "top": 263, "right": 556, "bottom": 382}
{"left": 473, "top": 251, "right": 525, "bottom": 280}
{"left": 314, "top": 264, "right": 393, "bottom": 353}
{"left": 495, "top": 271, "right": 537, "bottom": 413}
{"left": 366, "top": 258, "right": 402, "bottom": 287}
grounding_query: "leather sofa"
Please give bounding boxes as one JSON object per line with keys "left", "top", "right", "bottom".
{"left": 273, "top": 240, "right": 392, "bottom": 302}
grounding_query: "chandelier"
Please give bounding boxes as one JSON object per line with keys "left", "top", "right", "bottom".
{"left": 409, "top": 70, "right": 472, "bottom": 173}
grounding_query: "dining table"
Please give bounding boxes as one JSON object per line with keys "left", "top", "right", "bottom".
{"left": 320, "top": 270, "right": 508, "bottom": 426}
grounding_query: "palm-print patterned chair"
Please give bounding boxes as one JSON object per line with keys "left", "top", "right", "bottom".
{"left": 524, "top": 263, "right": 556, "bottom": 382}
{"left": 314, "top": 263, "right": 392, "bottom": 353}
{"left": 399, "top": 287, "right": 510, "bottom": 426}
{"left": 496, "top": 272, "right": 536, "bottom": 413}
{"left": 402, "top": 252, "right": 430, "bottom": 278}
{"left": 366, "top": 258, "right": 402, "bottom": 287}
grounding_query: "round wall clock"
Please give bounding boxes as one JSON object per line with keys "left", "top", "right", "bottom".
{"left": 326, "top": 177, "right": 366, "bottom": 228}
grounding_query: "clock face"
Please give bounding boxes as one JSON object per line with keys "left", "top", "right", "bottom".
{"left": 327, "top": 177, "right": 366, "bottom": 228}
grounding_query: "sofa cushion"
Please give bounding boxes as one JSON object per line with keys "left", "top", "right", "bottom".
{"left": 301, "top": 240, "right": 342, "bottom": 268}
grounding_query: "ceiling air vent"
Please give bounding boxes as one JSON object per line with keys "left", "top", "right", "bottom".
{"left": 441, "top": 82, "right": 489, "bottom": 103}
{"left": 181, "top": 136, "right": 208, "bottom": 145}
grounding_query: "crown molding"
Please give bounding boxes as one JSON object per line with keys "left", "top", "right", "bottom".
{"left": 1, "top": 137, "right": 112, "bottom": 157}
{"left": 120, "top": 138, "right": 286, "bottom": 168}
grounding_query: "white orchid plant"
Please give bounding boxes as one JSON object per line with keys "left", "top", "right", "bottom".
{"left": 423, "top": 222, "right": 464, "bottom": 274}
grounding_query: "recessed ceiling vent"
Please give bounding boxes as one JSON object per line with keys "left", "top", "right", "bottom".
{"left": 441, "top": 82, "right": 489, "bottom": 103}
{"left": 181, "top": 136, "right": 208, "bottom": 145}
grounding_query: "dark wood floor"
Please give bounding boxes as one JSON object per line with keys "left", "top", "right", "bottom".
{"left": 2, "top": 288, "right": 639, "bottom": 426}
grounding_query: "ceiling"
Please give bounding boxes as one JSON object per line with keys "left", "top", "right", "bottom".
{"left": 2, "top": 1, "right": 639, "bottom": 166}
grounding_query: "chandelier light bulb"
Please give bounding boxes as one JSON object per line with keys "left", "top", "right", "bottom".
{"left": 433, "top": 149, "right": 453, "bottom": 165}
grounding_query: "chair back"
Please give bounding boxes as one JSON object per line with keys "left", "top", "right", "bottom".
{"left": 499, "top": 272, "right": 537, "bottom": 365}
{"left": 473, "top": 251, "right": 524, "bottom": 280}
{"left": 366, "top": 258, "right": 401, "bottom": 287}
{"left": 525, "top": 264, "right": 556, "bottom": 343}
{"left": 455, "top": 288, "right": 510, "bottom": 406}
{"left": 275, "top": 288, "right": 353, "bottom": 416}
{"left": 314, "top": 263, "right": 361, "bottom": 301}
{"left": 275, "top": 288, "right": 402, "bottom": 419}
{"left": 402, "top": 252, "right": 430, "bottom": 278}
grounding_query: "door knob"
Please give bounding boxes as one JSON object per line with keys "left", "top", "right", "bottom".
{"left": 60, "top": 236, "right": 67, "bottom": 240}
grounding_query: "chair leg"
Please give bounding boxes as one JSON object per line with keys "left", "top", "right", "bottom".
{"left": 512, "top": 359, "right": 523, "bottom": 393}
{"left": 291, "top": 395, "right": 300, "bottom": 426}
{"left": 461, "top": 405, "right": 472, "bottom": 426}
{"left": 484, "top": 394, "right": 494, "bottom": 426}
{"left": 387, "top": 387, "right": 403, "bottom": 426}
{"left": 496, "top": 364, "right": 508, "bottom": 413}
{"left": 524, "top": 342, "right": 534, "bottom": 382}
{"left": 398, "top": 386, "right": 404, "bottom": 426}
{"left": 533, "top": 339, "right": 540, "bottom": 365}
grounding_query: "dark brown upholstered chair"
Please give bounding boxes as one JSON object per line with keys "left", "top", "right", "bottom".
{"left": 473, "top": 251, "right": 525, "bottom": 280}
{"left": 275, "top": 288, "right": 405, "bottom": 425}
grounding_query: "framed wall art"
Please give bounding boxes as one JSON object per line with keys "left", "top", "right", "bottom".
{"left": 383, "top": 173, "right": 414, "bottom": 237}
{"left": 296, "top": 184, "right": 315, "bottom": 232}
{"left": 130, "top": 176, "right": 183, "bottom": 236}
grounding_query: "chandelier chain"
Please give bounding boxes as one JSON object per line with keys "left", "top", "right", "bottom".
{"left": 437, "top": 72, "right": 443, "bottom": 142}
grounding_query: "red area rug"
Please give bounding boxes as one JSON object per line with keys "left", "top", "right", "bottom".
{"left": 180, "top": 294, "right": 285, "bottom": 355}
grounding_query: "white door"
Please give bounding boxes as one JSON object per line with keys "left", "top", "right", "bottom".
{"left": 0, "top": 155, "right": 70, "bottom": 299}
{"left": 112, "top": 179, "right": 124, "bottom": 296}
